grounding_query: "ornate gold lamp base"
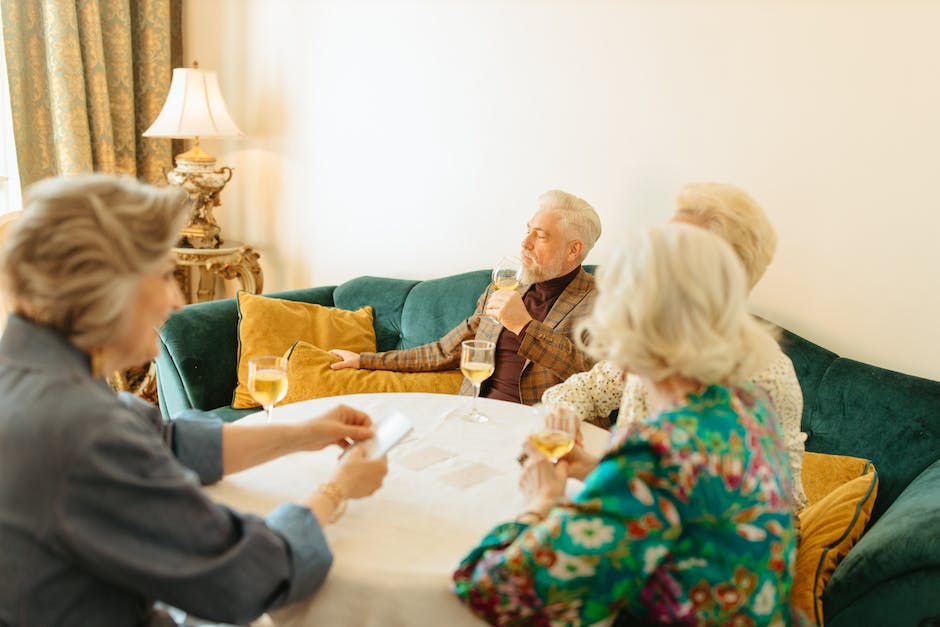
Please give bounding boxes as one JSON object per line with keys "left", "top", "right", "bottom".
{"left": 166, "top": 143, "right": 233, "bottom": 249}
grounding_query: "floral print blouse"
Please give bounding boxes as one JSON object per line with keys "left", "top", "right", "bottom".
{"left": 541, "top": 348, "right": 808, "bottom": 511}
{"left": 453, "top": 384, "right": 800, "bottom": 626}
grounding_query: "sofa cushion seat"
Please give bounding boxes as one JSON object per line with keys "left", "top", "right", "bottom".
{"left": 822, "top": 457, "right": 940, "bottom": 625}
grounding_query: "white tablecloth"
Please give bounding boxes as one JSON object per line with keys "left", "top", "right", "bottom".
{"left": 204, "top": 392, "right": 610, "bottom": 627}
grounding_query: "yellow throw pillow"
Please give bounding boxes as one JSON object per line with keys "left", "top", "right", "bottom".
{"left": 801, "top": 452, "right": 872, "bottom": 507}
{"left": 233, "top": 292, "right": 376, "bottom": 408}
{"left": 791, "top": 462, "right": 878, "bottom": 626}
{"left": 281, "top": 340, "right": 464, "bottom": 402}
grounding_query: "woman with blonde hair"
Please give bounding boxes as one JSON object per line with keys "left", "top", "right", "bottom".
{"left": 543, "top": 182, "right": 807, "bottom": 510}
{"left": 0, "top": 174, "right": 387, "bottom": 626}
{"left": 453, "top": 224, "right": 801, "bottom": 625}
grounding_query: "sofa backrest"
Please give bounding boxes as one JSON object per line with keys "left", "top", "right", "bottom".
{"left": 780, "top": 329, "right": 940, "bottom": 522}
{"left": 332, "top": 270, "right": 491, "bottom": 352}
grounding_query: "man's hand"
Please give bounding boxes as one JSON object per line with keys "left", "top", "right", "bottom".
{"left": 300, "top": 404, "right": 374, "bottom": 450}
{"left": 329, "top": 349, "right": 361, "bottom": 370}
{"left": 485, "top": 289, "right": 533, "bottom": 334}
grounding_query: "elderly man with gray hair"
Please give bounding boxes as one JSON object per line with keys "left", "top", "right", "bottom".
{"left": 330, "top": 189, "right": 602, "bottom": 406}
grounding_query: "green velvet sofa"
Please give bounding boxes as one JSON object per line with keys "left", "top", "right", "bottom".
{"left": 155, "top": 270, "right": 940, "bottom": 626}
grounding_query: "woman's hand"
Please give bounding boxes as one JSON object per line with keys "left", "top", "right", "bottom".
{"left": 547, "top": 410, "right": 599, "bottom": 481}
{"left": 332, "top": 445, "right": 388, "bottom": 499}
{"left": 518, "top": 441, "right": 568, "bottom": 515}
{"left": 562, "top": 442, "right": 601, "bottom": 481}
{"left": 300, "top": 404, "right": 375, "bottom": 451}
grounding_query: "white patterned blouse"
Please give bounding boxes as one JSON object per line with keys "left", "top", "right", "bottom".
{"left": 542, "top": 348, "right": 808, "bottom": 511}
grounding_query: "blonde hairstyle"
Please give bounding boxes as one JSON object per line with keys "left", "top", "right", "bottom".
{"left": 0, "top": 173, "right": 189, "bottom": 351}
{"left": 537, "top": 189, "right": 602, "bottom": 262}
{"left": 674, "top": 182, "right": 776, "bottom": 289}
{"left": 578, "top": 224, "right": 778, "bottom": 385}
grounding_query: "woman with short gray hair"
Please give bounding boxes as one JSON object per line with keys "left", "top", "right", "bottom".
{"left": 0, "top": 173, "right": 387, "bottom": 626}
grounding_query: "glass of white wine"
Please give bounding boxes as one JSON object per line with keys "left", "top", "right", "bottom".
{"left": 248, "top": 355, "right": 288, "bottom": 423}
{"left": 485, "top": 256, "right": 522, "bottom": 323}
{"left": 528, "top": 404, "right": 578, "bottom": 463}
{"left": 460, "top": 340, "right": 495, "bottom": 423}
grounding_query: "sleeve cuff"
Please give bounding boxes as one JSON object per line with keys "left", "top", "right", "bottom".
{"left": 266, "top": 503, "right": 334, "bottom": 606}
{"left": 169, "top": 409, "right": 224, "bottom": 484}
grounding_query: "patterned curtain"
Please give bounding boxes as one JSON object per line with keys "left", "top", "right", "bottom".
{"left": 1, "top": 0, "right": 181, "bottom": 188}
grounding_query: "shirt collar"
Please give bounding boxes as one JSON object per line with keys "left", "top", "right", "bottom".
{"left": 0, "top": 313, "right": 94, "bottom": 380}
{"left": 532, "top": 265, "right": 581, "bottom": 295}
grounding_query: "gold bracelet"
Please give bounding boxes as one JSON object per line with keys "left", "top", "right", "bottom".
{"left": 318, "top": 481, "right": 348, "bottom": 523}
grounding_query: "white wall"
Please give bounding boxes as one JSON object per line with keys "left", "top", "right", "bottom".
{"left": 184, "top": 0, "right": 940, "bottom": 381}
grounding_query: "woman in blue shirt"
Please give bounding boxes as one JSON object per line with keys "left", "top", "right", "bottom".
{"left": 0, "top": 174, "right": 387, "bottom": 626}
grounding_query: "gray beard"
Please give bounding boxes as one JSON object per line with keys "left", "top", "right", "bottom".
{"left": 520, "top": 258, "right": 565, "bottom": 284}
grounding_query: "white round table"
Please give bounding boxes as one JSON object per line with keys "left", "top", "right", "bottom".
{"left": 204, "top": 392, "right": 610, "bottom": 627}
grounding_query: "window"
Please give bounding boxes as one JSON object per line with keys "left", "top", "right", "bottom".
{"left": 0, "top": 20, "right": 22, "bottom": 215}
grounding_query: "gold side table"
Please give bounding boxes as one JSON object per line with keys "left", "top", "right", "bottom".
{"left": 173, "top": 240, "right": 264, "bottom": 304}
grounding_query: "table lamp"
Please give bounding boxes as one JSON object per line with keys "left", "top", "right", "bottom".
{"left": 143, "top": 63, "right": 243, "bottom": 248}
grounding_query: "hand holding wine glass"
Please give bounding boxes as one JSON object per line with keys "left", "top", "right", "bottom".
{"left": 493, "top": 256, "right": 522, "bottom": 291}
{"left": 460, "top": 340, "right": 495, "bottom": 423}
{"left": 529, "top": 404, "right": 579, "bottom": 463}
{"left": 248, "top": 355, "right": 288, "bottom": 423}
{"left": 485, "top": 256, "right": 522, "bottom": 323}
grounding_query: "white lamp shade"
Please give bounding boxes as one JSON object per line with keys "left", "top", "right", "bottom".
{"left": 143, "top": 68, "right": 243, "bottom": 138}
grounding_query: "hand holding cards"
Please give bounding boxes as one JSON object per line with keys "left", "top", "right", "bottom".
{"left": 345, "top": 410, "right": 414, "bottom": 459}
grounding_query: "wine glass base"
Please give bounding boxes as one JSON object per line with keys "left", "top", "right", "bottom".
{"left": 461, "top": 410, "right": 489, "bottom": 423}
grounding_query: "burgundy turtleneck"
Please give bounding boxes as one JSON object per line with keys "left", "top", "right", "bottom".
{"left": 483, "top": 266, "right": 580, "bottom": 403}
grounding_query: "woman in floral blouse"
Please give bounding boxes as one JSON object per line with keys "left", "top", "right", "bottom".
{"left": 542, "top": 183, "right": 807, "bottom": 512}
{"left": 453, "top": 224, "right": 803, "bottom": 626}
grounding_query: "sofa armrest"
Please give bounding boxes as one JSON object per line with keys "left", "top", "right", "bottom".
{"left": 157, "top": 298, "right": 241, "bottom": 418}
{"left": 156, "top": 287, "right": 336, "bottom": 419}
{"left": 823, "top": 457, "right": 940, "bottom": 626}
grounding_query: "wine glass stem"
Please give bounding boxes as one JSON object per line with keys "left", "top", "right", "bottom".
{"left": 265, "top": 405, "right": 272, "bottom": 423}
{"left": 472, "top": 382, "right": 481, "bottom": 413}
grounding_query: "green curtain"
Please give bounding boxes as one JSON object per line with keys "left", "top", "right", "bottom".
{"left": 1, "top": 0, "right": 181, "bottom": 188}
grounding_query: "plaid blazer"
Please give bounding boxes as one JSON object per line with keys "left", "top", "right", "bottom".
{"left": 360, "top": 268, "right": 597, "bottom": 405}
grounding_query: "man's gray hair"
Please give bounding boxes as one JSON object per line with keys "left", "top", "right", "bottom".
{"left": 537, "top": 189, "right": 601, "bottom": 262}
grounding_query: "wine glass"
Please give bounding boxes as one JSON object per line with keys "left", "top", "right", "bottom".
{"left": 248, "top": 355, "right": 288, "bottom": 423}
{"left": 528, "top": 404, "right": 579, "bottom": 463}
{"left": 485, "top": 256, "right": 522, "bottom": 323}
{"left": 460, "top": 340, "right": 495, "bottom": 423}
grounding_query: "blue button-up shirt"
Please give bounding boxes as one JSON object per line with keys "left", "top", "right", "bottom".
{"left": 0, "top": 315, "right": 332, "bottom": 625}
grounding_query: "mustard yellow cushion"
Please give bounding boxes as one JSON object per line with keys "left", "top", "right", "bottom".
{"left": 791, "top": 462, "right": 878, "bottom": 626}
{"left": 233, "top": 292, "right": 376, "bottom": 408}
{"left": 281, "top": 340, "right": 464, "bottom": 402}
{"left": 801, "top": 452, "right": 872, "bottom": 507}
